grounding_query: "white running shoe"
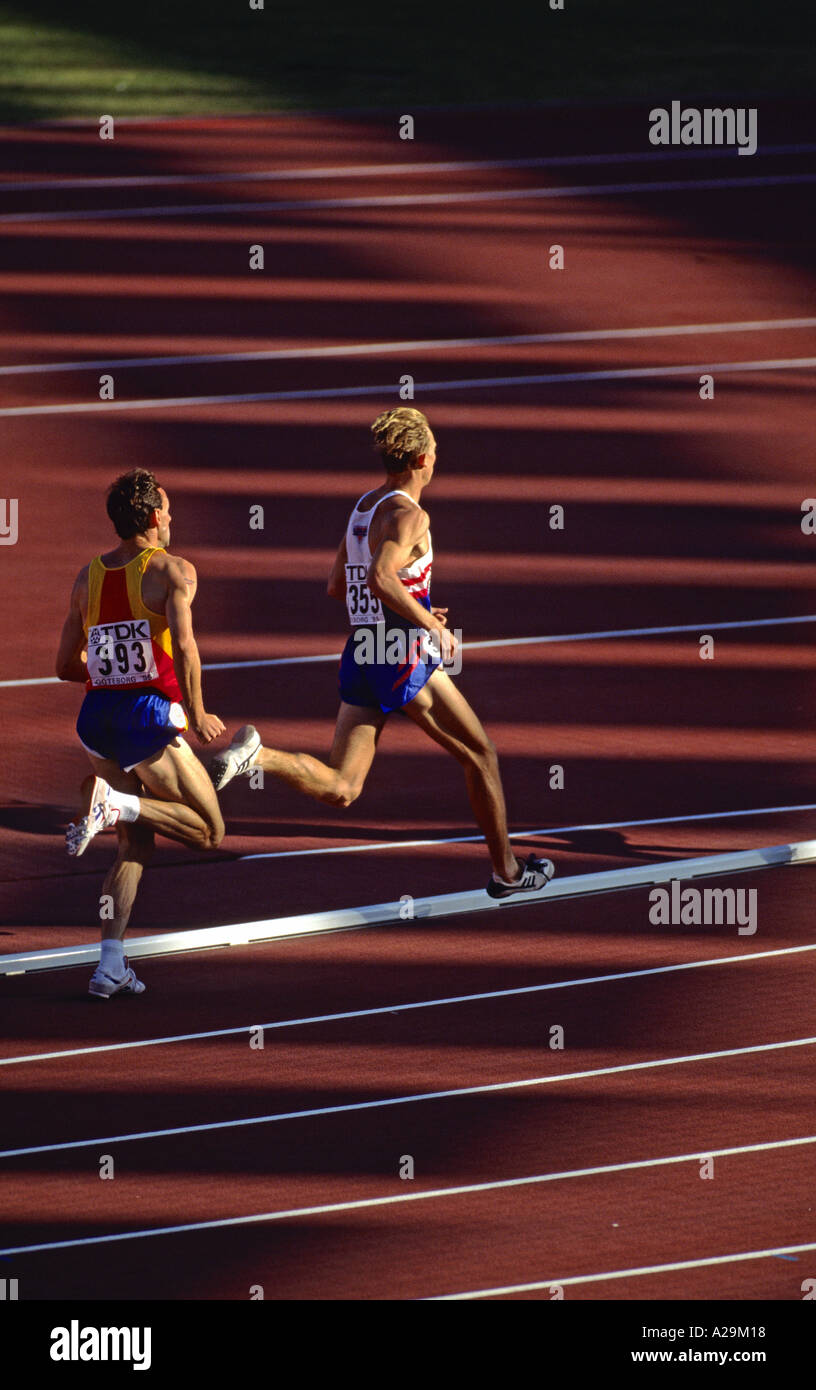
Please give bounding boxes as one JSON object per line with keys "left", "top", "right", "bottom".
{"left": 88, "top": 958, "right": 146, "bottom": 999}
{"left": 209, "top": 724, "right": 262, "bottom": 791}
{"left": 66, "top": 776, "right": 120, "bottom": 857}
{"left": 486, "top": 853, "right": 556, "bottom": 900}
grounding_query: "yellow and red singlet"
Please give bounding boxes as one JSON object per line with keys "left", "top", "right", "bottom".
{"left": 84, "top": 548, "right": 184, "bottom": 704}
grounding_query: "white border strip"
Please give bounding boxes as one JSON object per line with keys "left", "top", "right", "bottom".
{"left": 1, "top": 354, "right": 815, "bottom": 420}
{"left": 2, "top": 839, "right": 815, "bottom": 975}
{"left": 4, "top": 613, "right": 815, "bottom": 690}
{"left": 430, "top": 1238, "right": 816, "bottom": 1300}
{"left": 3, "top": 943, "right": 814, "bottom": 1068}
{"left": 5, "top": 143, "right": 814, "bottom": 195}
{"left": 1, "top": 171, "right": 814, "bottom": 225}
{"left": 4, "top": 317, "right": 815, "bottom": 378}
{"left": 1, "top": 1132, "right": 813, "bottom": 1258}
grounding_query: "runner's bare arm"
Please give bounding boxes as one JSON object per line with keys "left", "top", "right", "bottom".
{"left": 164, "top": 559, "right": 224, "bottom": 745}
{"left": 55, "top": 569, "right": 89, "bottom": 682}
{"left": 178, "top": 558, "right": 198, "bottom": 602}
{"left": 368, "top": 505, "right": 444, "bottom": 633}
{"left": 327, "top": 535, "right": 348, "bottom": 600}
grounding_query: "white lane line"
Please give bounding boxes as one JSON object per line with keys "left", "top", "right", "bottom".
{"left": 2, "top": 943, "right": 814, "bottom": 1069}
{"left": 1, "top": 354, "right": 814, "bottom": 419}
{"left": 5, "top": 143, "right": 814, "bottom": 195}
{"left": 0, "top": 170, "right": 813, "bottom": 224}
{"left": 3, "top": 316, "right": 814, "bottom": 378}
{"left": 3, "top": 613, "right": 814, "bottom": 690}
{"left": 239, "top": 801, "right": 816, "bottom": 863}
{"left": 1, "top": 1133, "right": 813, "bottom": 1258}
{"left": 1, "top": 1035, "right": 813, "bottom": 1159}
{"left": 2, "top": 798, "right": 816, "bottom": 889}
{"left": 430, "top": 1237, "right": 816, "bottom": 1300}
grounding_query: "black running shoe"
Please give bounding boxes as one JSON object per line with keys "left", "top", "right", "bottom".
{"left": 486, "top": 853, "right": 556, "bottom": 900}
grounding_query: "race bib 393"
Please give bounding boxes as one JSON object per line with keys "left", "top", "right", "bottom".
{"left": 86, "top": 620, "right": 158, "bottom": 687}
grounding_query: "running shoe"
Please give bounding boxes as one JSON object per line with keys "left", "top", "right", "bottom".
{"left": 66, "top": 776, "right": 120, "bottom": 857}
{"left": 88, "top": 958, "right": 146, "bottom": 999}
{"left": 486, "top": 853, "right": 556, "bottom": 900}
{"left": 209, "top": 724, "right": 262, "bottom": 791}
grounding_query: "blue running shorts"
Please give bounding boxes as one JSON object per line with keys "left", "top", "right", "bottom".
{"left": 77, "top": 688, "right": 188, "bottom": 771}
{"left": 337, "top": 625, "right": 442, "bottom": 714}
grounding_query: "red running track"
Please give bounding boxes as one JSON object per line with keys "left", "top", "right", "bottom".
{"left": 0, "top": 103, "right": 815, "bottom": 1300}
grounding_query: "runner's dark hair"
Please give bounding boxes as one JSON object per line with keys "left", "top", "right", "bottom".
{"left": 106, "top": 470, "right": 163, "bottom": 539}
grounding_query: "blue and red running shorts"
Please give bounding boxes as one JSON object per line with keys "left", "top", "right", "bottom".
{"left": 337, "top": 624, "right": 442, "bottom": 714}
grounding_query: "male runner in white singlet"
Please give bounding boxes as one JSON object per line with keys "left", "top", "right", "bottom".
{"left": 213, "top": 408, "right": 553, "bottom": 898}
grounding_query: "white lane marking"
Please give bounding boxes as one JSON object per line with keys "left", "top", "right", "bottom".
{"left": 260, "top": 803, "right": 816, "bottom": 865}
{"left": 0, "top": 171, "right": 813, "bottom": 224}
{"left": 238, "top": 801, "right": 816, "bottom": 862}
{"left": 430, "top": 1238, "right": 816, "bottom": 1300}
{"left": 1, "top": 355, "right": 814, "bottom": 419}
{"left": 5, "top": 143, "right": 814, "bottom": 194}
{"left": 3, "top": 316, "right": 815, "bottom": 379}
{"left": 2, "top": 797, "right": 816, "bottom": 891}
{"left": 4, "top": 613, "right": 814, "bottom": 689}
{"left": 2, "top": 943, "right": 814, "bottom": 1069}
{"left": 1, "top": 1035, "right": 813, "bottom": 1159}
{"left": 1, "top": 1133, "right": 813, "bottom": 1258}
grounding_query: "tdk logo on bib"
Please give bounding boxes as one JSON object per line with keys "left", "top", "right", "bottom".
{"left": 89, "top": 620, "right": 150, "bottom": 644}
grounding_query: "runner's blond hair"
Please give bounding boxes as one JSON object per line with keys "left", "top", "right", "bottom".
{"left": 371, "top": 408, "right": 432, "bottom": 473}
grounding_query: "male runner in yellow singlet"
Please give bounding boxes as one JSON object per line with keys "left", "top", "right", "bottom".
{"left": 213, "top": 408, "right": 553, "bottom": 899}
{"left": 56, "top": 469, "right": 258, "bottom": 997}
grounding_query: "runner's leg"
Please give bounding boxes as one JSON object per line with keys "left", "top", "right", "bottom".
{"left": 86, "top": 753, "right": 155, "bottom": 942}
{"left": 255, "top": 702, "right": 386, "bottom": 806}
{"left": 401, "top": 668, "right": 519, "bottom": 880}
{"left": 131, "top": 738, "right": 225, "bottom": 849}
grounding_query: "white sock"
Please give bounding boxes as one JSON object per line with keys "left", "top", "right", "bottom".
{"left": 107, "top": 789, "right": 140, "bottom": 823}
{"left": 100, "top": 938, "right": 125, "bottom": 975}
